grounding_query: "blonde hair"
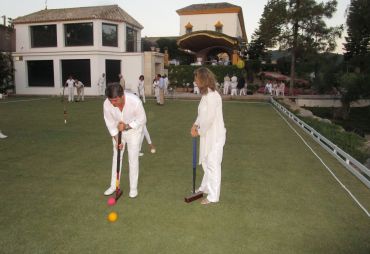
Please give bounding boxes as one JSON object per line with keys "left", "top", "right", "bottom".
{"left": 194, "top": 67, "right": 216, "bottom": 94}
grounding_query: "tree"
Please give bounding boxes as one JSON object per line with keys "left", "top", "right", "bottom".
{"left": 0, "top": 52, "right": 14, "bottom": 94}
{"left": 155, "top": 37, "right": 193, "bottom": 65}
{"left": 336, "top": 72, "right": 369, "bottom": 119}
{"left": 254, "top": 0, "right": 342, "bottom": 94}
{"left": 344, "top": 0, "right": 370, "bottom": 72}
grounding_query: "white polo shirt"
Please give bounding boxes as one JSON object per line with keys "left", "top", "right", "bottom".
{"left": 66, "top": 79, "right": 75, "bottom": 88}
{"left": 103, "top": 92, "right": 147, "bottom": 137}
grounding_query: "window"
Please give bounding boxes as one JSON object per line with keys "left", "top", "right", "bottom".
{"left": 30, "top": 25, "right": 57, "bottom": 47}
{"left": 61, "top": 59, "right": 91, "bottom": 87}
{"left": 102, "top": 23, "right": 118, "bottom": 47}
{"left": 126, "top": 27, "right": 137, "bottom": 52}
{"left": 105, "top": 60, "right": 121, "bottom": 84}
{"left": 215, "top": 27, "right": 223, "bottom": 33}
{"left": 27, "top": 60, "right": 54, "bottom": 87}
{"left": 64, "top": 23, "right": 93, "bottom": 46}
{"left": 186, "top": 27, "right": 192, "bottom": 34}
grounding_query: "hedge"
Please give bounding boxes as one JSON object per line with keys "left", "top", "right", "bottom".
{"left": 279, "top": 100, "right": 370, "bottom": 163}
{"left": 168, "top": 65, "right": 247, "bottom": 87}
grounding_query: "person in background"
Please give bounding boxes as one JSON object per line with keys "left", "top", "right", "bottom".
{"left": 230, "top": 74, "right": 238, "bottom": 96}
{"left": 190, "top": 67, "right": 226, "bottom": 205}
{"left": 238, "top": 75, "right": 247, "bottom": 96}
{"left": 119, "top": 74, "right": 126, "bottom": 91}
{"left": 158, "top": 74, "right": 165, "bottom": 105}
{"left": 64, "top": 75, "right": 75, "bottom": 102}
{"left": 97, "top": 73, "right": 106, "bottom": 96}
{"left": 223, "top": 74, "right": 230, "bottom": 95}
{"left": 193, "top": 81, "right": 200, "bottom": 94}
{"left": 153, "top": 76, "right": 160, "bottom": 104}
{"left": 139, "top": 125, "right": 156, "bottom": 156}
{"left": 163, "top": 74, "right": 169, "bottom": 95}
{"left": 138, "top": 75, "right": 146, "bottom": 103}
{"left": 75, "top": 79, "right": 84, "bottom": 102}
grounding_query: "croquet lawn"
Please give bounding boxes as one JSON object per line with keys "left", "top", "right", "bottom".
{"left": 0, "top": 97, "right": 369, "bottom": 254}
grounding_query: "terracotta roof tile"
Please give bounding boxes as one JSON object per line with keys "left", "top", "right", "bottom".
{"left": 13, "top": 5, "right": 143, "bottom": 29}
{"left": 177, "top": 2, "right": 240, "bottom": 13}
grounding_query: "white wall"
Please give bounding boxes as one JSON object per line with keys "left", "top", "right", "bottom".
{"left": 179, "top": 13, "right": 242, "bottom": 38}
{"left": 121, "top": 53, "right": 144, "bottom": 94}
{"left": 15, "top": 20, "right": 127, "bottom": 53}
{"left": 13, "top": 19, "right": 147, "bottom": 96}
{"left": 13, "top": 53, "right": 144, "bottom": 96}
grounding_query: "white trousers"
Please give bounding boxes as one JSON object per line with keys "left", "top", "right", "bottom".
{"left": 110, "top": 128, "right": 142, "bottom": 196}
{"left": 139, "top": 125, "right": 152, "bottom": 151}
{"left": 240, "top": 88, "right": 247, "bottom": 96}
{"left": 154, "top": 87, "right": 160, "bottom": 103}
{"left": 68, "top": 87, "right": 74, "bottom": 102}
{"left": 223, "top": 83, "right": 230, "bottom": 95}
{"left": 77, "top": 87, "right": 84, "bottom": 101}
{"left": 99, "top": 85, "right": 106, "bottom": 96}
{"left": 231, "top": 88, "right": 238, "bottom": 96}
{"left": 139, "top": 88, "right": 146, "bottom": 103}
{"left": 199, "top": 136, "right": 225, "bottom": 202}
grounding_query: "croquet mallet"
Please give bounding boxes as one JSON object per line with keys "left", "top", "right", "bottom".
{"left": 184, "top": 137, "right": 203, "bottom": 203}
{"left": 115, "top": 131, "right": 123, "bottom": 201}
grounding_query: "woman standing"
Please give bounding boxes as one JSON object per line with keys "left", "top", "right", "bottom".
{"left": 138, "top": 75, "right": 146, "bottom": 103}
{"left": 190, "top": 67, "right": 226, "bottom": 205}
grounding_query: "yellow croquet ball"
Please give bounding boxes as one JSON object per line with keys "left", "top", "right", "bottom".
{"left": 107, "top": 212, "right": 118, "bottom": 222}
{"left": 236, "top": 59, "right": 245, "bottom": 69}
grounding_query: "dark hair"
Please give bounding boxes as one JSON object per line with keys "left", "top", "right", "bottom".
{"left": 105, "top": 83, "right": 123, "bottom": 98}
{"left": 194, "top": 67, "right": 216, "bottom": 94}
{"left": 139, "top": 75, "right": 144, "bottom": 80}
{"left": 157, "top": 74, "right": 162, "bottom": 78}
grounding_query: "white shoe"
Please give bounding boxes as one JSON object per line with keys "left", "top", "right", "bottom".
{"left": 104, "top": 186, "right": 115, "bottom": 196}
{"left": 129, "top": 190, "right": 138, "bottom": 198}
{"left": 0, "top": 131, "right": 7, "bottom": 139}
{"left": 139, "top": 152, "right": 144, "bottom": 157}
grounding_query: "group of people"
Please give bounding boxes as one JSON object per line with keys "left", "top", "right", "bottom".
{"left": 222, "top": 74, "right": 247, "bottom": 96}
{"left": 103, "top": 67, "right": 226, "bottom": 205}
{"left": 152, "top": 74, "right": 168, "bottom": 105}
{"left": 264, "top": 80, "right": 285, "bottom": 96}
{"left": 64, "top": 76, "right": 85, "bottom": 102}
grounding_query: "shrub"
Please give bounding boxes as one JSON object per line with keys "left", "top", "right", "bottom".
{"left": 279, "top": 100, "right": 370, "bottom": 163}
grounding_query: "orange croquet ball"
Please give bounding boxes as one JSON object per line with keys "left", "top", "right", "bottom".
{"left": 107, "top": 212, "right": 118, "bottom": 222}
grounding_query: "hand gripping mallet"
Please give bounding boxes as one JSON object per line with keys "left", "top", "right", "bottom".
{"left": 115, "top": 131, "right": 123, "bottom": 201}
{"left": 184, "top": 137, "right": 203, "bottom": 203}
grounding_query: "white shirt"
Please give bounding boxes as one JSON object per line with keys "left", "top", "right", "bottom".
{"left": 138, "top": 80, "right": 144, "bottom": 91}
{"left": 75, "top": 81, "right": 84, "bottom": 88}
{"left": 194, "top": 89, "right": 226, "bottom": 163}
{"left": 103, "top": 93, "right": 147, "bottom": 137}
{"left": 98, "top": 76, "right": 106, "bottom": 87}
{"left": 66, "top": 79, "right": 74, "bottom": 88}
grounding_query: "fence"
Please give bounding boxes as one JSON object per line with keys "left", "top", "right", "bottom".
{"left": 271, "top": 98, "right": 370, "bottom": 189}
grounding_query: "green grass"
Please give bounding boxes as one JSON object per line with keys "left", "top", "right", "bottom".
{"left": 0, "top": 97, "right": 369, "bottom": 254}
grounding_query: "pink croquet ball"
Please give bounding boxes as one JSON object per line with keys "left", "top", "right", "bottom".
{"left": 107, "top": 197, "right": 116, "bottom": 206}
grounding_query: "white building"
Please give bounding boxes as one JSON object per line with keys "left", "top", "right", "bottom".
{"left": 176, "top": 2, "right": 247, "bottom": 65}
{"left": 12, "top": 5, "right": 163, "bottom": 96}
